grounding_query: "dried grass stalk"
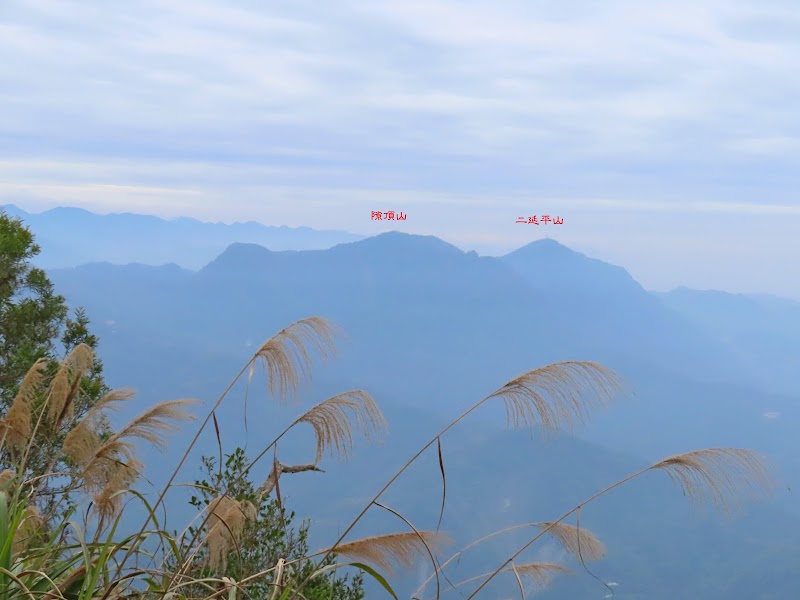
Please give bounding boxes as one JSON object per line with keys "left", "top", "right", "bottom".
{"left": 14, "top": 358, "right": 49, "bottom": 404}
{"left": 295, "top": 390, "right": 387, "bottom": 463}
{"left": 487, "top": 362, "right": 622, "bottom": 433}
{"left": 92, "top": 459, "right": 142, "bottom": 527}
{"left": 0, "top": 358, "right": 49, "bottom": 452}
{"left": 46, "top": 344, "right": 95, "bottom": 428}
{"left": 2, "top": 399, "right": 32, "bottom": 453}
{"left": 254, "top": 317, "right": 338, "bottom": 401}
{"left": 205, "top": 495, "right": 257, "bottom": 571}
{"left": 269, "top": 558, "right": 286, "bottom": 600}
{"left": 0, "top": 469, "right": 15, "bottom": 490}
{"left": 81, "top": 399, "right": 196, "bottom": 494}
{"left": 64, "top": 343, "right": 94, "bottom": 373}
{"left": 512, "top": 561, "right": 571, "bottom": 587}
{"left": 62, "top": 388, "right": 136, "bottom": 466}
{"left": 45, "top": 367, "right": 68, "bottom": 426}
{"left": 649, "top": 448, "right": 773, "bottom": 513}
{"left": 95, "top": 398, "right": 196, "bottom": 453}
{"left": 334, "top": 531, "right": 450, "bottom": 574}
{"left": 12, "top": 505, "right": 45, "bottom": 553}
{"left": 535, "top": 522, "right": 605, "bottom": 562}
{"left": 446, "top": 561, "right": 571, "bottom": 596}
{"left": 257, "top": 462, "right": 322, "bottom": 499}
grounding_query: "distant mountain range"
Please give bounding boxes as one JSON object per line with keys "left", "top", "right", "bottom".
{"left": 1, "top": 204, "right": 364, "bottom": 268}
{"left": 657, "top": 287, "right": 800, "bottom": 397}
{"left": 9, "top": 207, "right": 800, "bottom": 597}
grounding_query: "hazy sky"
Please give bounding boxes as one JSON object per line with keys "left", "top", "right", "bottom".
{"left": 1, "top": 1, "right": 799, "bottom": 298}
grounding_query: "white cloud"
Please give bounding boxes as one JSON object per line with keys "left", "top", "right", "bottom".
{"left": 729, "top": 136, "right": 800, "bottom": 155}
{"left": 1, "top": 0, "right": 799, "bottom": 297}
{"left": 3, "top": 0, "right": 798, "bottom": 154}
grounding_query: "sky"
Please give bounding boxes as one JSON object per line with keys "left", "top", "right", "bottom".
{"left": 1, "top": 0, "right": 799, "bottom": 298}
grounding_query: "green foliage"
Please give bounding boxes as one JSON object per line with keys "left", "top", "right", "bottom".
{"left": 0, "top": 210, "right": 109, "bottom": 516}
{"left": 0, "top": 210, "right": 65, "bottom": 401}
{"left": 181, "top": 448, "right": 364, "bottom": 600}
{"left": 0, "top": 473, "right": 166, "bottom": 600}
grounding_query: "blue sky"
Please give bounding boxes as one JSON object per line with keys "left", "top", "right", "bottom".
{"left": 1, "top": 1, "right": 799, "bottom": 298}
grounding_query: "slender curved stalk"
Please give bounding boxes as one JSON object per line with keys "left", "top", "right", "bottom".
{"left": 465, "top": 468, "right": 652, "bottom": 598}
{"left": 168, "top": 407, "right": 314, "bottom": 583}
{"left": 109, "top": 358, "right": 253, "bottom": 588}
{"left": 291, "top": 395, "right": 516, "bottom": 596}
{"left": 413, "top": 522, "right": 543, "bottom": 598}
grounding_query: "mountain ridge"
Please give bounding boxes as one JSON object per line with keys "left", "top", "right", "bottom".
{"left": 42, "top": 227, "right": 800, "bottom": 598}
{"left": 0, "top": 203, "right": 365, "bottom": 269}
{"left": 49, "top": 229, "right": 773, "bottom": 395}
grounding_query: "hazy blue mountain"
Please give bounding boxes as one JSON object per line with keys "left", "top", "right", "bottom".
{"left": 47, "top": 232, "right": 799, "bottom": 471}
{"left": 234, "top": 399, "right": 800, "bottom": 600}
{"left": 44, "top": 231, "right": 800, "bottom": 598}
{"left": 50, "top": 233, "right": 770, "bottom": 406}
{"left": 1, "top": 204, "right": 363, "bottom": 268}
{"left": 50, "top": 321, "right": 799, "bottom": 600}
{"left": 658, "top": 287, "right": 800, "bottom": 333}
{"left": 657, "top": 287, "right": 800, "bottom": 397}
{"left": 502, "top": 239, "right": 770, "bottom": 391}
{"left": 503, "top": 237, "right": 645, "bottom": 299}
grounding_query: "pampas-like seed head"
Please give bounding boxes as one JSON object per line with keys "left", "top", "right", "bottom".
{"left": 535, "top": 522, "right": 605, "bottom": 562}
{"left": 512, "top": 561, "right": 571, "bottom": 588}
{"left": 45, "top": 346, "right": 95, "bottom": 429}
{"left": 205, "top": 495, "right": 257, "bottom": 571}
{"left": 0, "top": 358, "right": 48, "bottom": 453}
{"left": 254, "top": 317, "right": 339, "bottom": 401}
{"left": 13, "top": 358, "right": 49, "bottom": 404}
{"left": 46, "top": 366, "right": 72, "bottom": 427}
{"left": 12, "top": 505, "right": 45, "bottom": 554}
{"left": 64, "top": 343, "right": 94, "bottom": 373}
{"left": 93, "top": 458, "right": 142, "bottom": 528}
{"left": 47, "top": 344, "right": 96, "bottom": 428}
{"left": 82, "top": 450, "right": 140, "bottom": 497}
{"left": 2, "top": 399, "right": 32, "bottom": 453}
{"left": 486, "top": 362, "right": 622, "bottom": 433}
{"left": 334, "top": 531, "right": 450, "bottom": 574}
{"left": 62, "top": 388, "right": 136, "bottom": 467}
{"left": 296, "top": 390, "right": 387, "bottom": 463}
{"left": 95, "top": 398, "right": 197, "bottom": 452}
{"left": 81, "top": 399, "right": 196, "bottom": 495}
{"left": 0, "top": 469, "right": 15, "bottom": 490}
{"left": 650, "top": 448, "right": 774, "bottom": 514}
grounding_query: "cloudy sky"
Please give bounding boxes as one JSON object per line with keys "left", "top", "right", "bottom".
{"left": 1, "top": 1, "right": 799, "bottom": 297}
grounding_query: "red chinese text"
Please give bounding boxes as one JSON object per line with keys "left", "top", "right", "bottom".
{"left": 515, "top": 215, "right": 564, "bottom": 225}
{"left": 372, "top": 211, "right": 407, "bottom": 221}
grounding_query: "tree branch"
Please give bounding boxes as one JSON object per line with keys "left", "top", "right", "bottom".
{"left": 257, "top": 462, "right": 323, "bottom": 499}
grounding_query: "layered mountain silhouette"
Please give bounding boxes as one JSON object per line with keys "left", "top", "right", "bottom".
{"left": 1, "top": 204, "right": 363, "bottom": 269}
{"left": 45, "top": 230, "right": 800, "bottom": 599}
{"left": 657, "top": 287, "right": 800, "bottom": 397}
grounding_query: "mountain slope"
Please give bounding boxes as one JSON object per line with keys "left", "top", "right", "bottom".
{"left": 44, "top": 232, "right": 800, "bottom": 597}
{"left": 503, "top": 239, "right": 766, "bottom": 389}
{"left": 657, "top": 287, "right": 800, "bottom": 396}
{"left": 1, "top": 204, "right": 363, "bottom": 268}
{"left": 48, "top": 233, "right": 798, "bottom": 473}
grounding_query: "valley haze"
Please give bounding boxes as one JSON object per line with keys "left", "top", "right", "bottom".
{"left": 16, "top": 202, "right": 797, "bottom": 598}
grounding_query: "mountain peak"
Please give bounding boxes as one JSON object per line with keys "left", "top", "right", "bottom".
{"left": 331, "top": 231, "right": 466, "bottom": 261}
{"left": 5, "top": 204, "right": 362, "bottom": 269}
{"left": 42, "top": 206, "right": 95, "bottom": 218}
{"left": 1, "top": 204, "right": 25, "bottom": 216}
{"left": 200, "top": 242, "right": 277, "bottom": 274}
{"left": 503, "top": 238, "right": 644, "bottom": 298}
{"left": 505, "top": 237, "right": 584, "bottom": 260}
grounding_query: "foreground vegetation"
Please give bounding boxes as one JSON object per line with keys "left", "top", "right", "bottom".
{"left": 0, "top": 210, "right": 775, "bottom": 599}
